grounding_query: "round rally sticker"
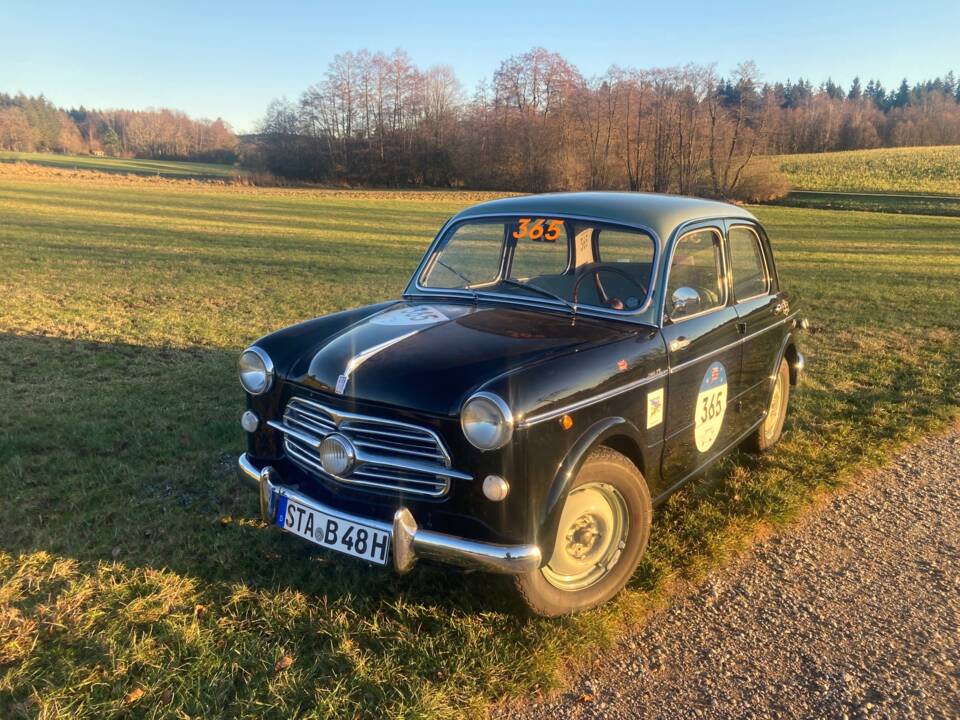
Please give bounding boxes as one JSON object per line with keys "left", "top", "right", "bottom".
{"left": 695, "top": 361, "right": 728, "bottom": 452}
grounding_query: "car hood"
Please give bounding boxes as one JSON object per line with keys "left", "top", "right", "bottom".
{"left": 285, "top": 301, "right": 635, "bottom": 416}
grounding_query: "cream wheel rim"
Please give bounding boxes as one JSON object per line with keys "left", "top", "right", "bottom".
{"left": 541, "top": 482, "right": 629, "bottom": 591}
{"left": 764, "top": 371, "right": 784, "bottom": 441}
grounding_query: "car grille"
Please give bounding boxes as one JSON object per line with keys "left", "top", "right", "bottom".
{"left": 267, "top": 397, "right": 468, "bottom": 498}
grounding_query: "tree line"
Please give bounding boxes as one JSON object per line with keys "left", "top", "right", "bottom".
{"left": 250, "top": 48, "right": 960, "bottom": 196}
{"left": 0, "top": 93, "right": 237, "bottom": 163}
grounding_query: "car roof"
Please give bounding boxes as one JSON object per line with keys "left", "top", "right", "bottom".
{"left": 451, "top": 191, "right": 757, "bottom": 241}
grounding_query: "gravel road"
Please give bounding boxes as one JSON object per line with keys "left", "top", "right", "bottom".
{"left": 497, "top": 427, "right": 960, "bottom": 720}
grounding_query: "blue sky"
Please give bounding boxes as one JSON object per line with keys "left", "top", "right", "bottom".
{"left": 4, "top": 0, "right": 957, "bottom": 133}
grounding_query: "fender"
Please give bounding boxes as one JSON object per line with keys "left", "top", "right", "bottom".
{"left": 537, "top": 416, "right": 646, "bottom": 556}
{"left": 772, "top": 328, "right": 801, "bottom": 388}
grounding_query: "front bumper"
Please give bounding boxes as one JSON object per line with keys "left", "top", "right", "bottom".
{"left": 238, "top": 453, "right": 542, "bottom": 574}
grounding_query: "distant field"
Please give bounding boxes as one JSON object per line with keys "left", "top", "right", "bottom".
{"left": 775, "top": 145, "right": 960, "bottom": 195}
{"left": 774, "top": 190, "right": 960, "bottom": 217}
{"left": 0, "top": 166, "right": 958, "bottom": 719}
{"left": 0, "top": 150, "right": 243, "bottom": 178}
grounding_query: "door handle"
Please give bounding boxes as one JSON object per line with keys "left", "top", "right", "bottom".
{"left": 669, "top": 336, "right": 691, "bottom": 352}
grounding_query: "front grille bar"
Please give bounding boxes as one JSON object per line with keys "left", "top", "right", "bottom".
{"left": 267, "top": 398, "right": 470, "bottom": 498}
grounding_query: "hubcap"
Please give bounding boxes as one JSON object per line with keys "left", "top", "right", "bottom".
{"left": 542, "top": 482, "right": 629, "bottom": 591}
{"left": 764, "top": 372, "right": 784, "bottom": 441}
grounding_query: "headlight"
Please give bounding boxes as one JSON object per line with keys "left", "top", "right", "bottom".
{"left": 461, "top": 392, "right": 513, "bottom": 450}
{"left": 238, "top": 347, "right": 274, "bottom": 395}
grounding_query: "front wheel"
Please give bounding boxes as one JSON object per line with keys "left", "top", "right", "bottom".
{"left": 514, "top": 447, "right": 652, "bottom": 617}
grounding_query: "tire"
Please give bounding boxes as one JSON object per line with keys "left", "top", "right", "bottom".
{"left": 513, "top": 446, "right": 652, "bottom": 617}
{"left": 744, "top": 357, "right": 790, "bottom": 453}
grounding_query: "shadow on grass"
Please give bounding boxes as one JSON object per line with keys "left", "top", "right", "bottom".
{"left": 0, "top": 332, "right": 519, "bottom": 615}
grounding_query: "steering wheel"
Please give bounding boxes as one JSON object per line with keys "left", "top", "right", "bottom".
{"left": 571, "top": 265, "right": 648, "bottom": 310}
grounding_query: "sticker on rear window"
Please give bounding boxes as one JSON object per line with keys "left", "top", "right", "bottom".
{"left": 695, "top": 362, "right": 727, "bottom": 452}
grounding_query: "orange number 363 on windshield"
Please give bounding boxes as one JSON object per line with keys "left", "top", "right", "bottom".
{"left": 513, "top": 218, "right": 563, "bottom": 242}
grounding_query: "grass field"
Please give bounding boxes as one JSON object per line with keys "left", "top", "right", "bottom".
{"left": 775, "top": 145, "right": 960, "bottom": 195}
{"left": 1, "top": 165, "right": 958, "bottom": 719}
{"left": 0, "top": 151, "right": 243, "bottom": 178}
{"left": 775, "top": 190, "right": 960, "bottom": 217}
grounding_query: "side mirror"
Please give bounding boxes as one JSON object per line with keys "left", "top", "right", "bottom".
{"left": 669, "top": 286, "right": 701, "bottom": 320}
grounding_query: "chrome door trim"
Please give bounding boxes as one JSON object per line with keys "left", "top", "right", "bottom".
{"left": 667, "top": 311, "right": 799, "bottom": 374}
{"left": 518, "top": 369, "right": 668, "bottom": 427}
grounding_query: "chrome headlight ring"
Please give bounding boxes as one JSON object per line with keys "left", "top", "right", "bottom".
{"left": 461, "top": 391, "right": 514, "bottom": 451}
{"left": 238, "top": 346, "right": 275, "bottom": 396}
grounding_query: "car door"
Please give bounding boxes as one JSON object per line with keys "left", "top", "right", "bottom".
{"left": 660, "top": 224, "right": 743, "bottom": 486}
{"left": 727, "top": 222, "right": 786, "bottom": 424}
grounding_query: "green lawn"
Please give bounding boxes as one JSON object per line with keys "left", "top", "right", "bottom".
{"left": 0, "top": 151, "right": 243, "bottom": 178}
{"left": 774, "top": 145, "right": 960, "bottom": 195}
{"left": 1, "top": 168, "right": 958, "bottom": 719}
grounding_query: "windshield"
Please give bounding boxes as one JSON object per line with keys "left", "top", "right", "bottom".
{"left": 420, "top": 216, "right": 656, "bottom": 312}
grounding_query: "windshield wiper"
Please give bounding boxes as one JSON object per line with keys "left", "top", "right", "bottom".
{"left": 436, "top": 259, "right": 478, "bottom": 302}
{"left": 498, "top": 278, "right": 576, "bottom": 314}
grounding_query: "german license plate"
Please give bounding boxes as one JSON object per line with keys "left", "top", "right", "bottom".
{"left": 276, "top": 495, "right": 391, "bottom": 566}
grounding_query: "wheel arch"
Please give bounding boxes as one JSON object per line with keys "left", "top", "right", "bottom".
{"left": 783, "top": 340, "right": 800, "bottom": 386}
{"left": 537, "top": 416, "right": 648, "bottom": 558}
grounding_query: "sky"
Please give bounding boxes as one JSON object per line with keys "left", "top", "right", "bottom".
{"left": 4, "top": 0, "right": 958, "bottom": 133}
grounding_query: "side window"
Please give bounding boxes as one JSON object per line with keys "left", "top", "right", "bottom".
{"left": 666, "top": 229, "right": 725, "bottom": 320}
{"left": 728, "top": 226, "right": 769, "bottom": 300}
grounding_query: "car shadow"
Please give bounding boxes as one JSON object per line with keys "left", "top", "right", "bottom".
{"left": 0, "top": 332, "right": 520, "bottom": 617}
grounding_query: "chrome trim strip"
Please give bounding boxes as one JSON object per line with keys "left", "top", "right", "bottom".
{"left": 519, "top": 310, "right": 798, "bottom": 428}
{"left": 239, "top": 455, "right": 542, "bottom": 574}
{"left": 266, "top": 419, "right": 321, "bottom": 448}
{"left": 518, "top": 369, "right": 669, "bottom": 427}
{"left": 342, "top": 330, "right": 418, "bottom": 384}
{"left": 353, "top": 449, "right": 473, "bottom": 481}
{"left": 667, "top": 311, "right": 799, "bottom": 374}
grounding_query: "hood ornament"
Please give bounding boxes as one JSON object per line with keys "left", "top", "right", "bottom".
{"left": 334, "top": 330, "right": 418, "bottom": 395}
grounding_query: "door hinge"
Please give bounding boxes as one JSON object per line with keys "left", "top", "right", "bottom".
{"left": 737, "top": 322, "right": 747, "bottom": 335}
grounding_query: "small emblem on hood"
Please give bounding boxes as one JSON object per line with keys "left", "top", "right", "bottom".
{"left": 335, "top": 374, "right": 349, "bottom": 395}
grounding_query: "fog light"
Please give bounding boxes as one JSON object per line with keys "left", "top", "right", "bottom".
{"left": 482, "top": 475, "right": 510, "bottom": 502}
{"left": 319, "top": 434, "right": 356, "bottom": 476}
{"left": 241, "top": 410, "right": 259, "bottom": 432}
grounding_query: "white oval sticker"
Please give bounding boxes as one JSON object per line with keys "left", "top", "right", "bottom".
{"left": 370, "top": 305, "right": 449, "bottom": 326}
{"left": 695, "top": 361, "right": 727, "bottom": 453}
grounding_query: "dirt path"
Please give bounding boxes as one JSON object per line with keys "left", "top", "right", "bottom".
{"left": 497, "top": 427, "right": 960, "bottom": 719}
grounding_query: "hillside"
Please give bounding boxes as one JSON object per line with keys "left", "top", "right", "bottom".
{"left": 775, "top": 145, "right": 960, "bottom": 196}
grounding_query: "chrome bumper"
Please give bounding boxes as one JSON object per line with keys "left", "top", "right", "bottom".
{"left": 791, "top": 351, "right": 806, "bottom": 382}
{"left": 238, "top": 453, "right": 541, "bottom": 575}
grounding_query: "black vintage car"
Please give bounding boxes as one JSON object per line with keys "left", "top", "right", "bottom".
{"left": 237, "top": 192, "right": 806, "bottom": 616}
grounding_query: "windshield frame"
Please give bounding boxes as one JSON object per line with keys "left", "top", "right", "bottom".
{"left": 405, "top": 212, "right": 663, "bottom": 322}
